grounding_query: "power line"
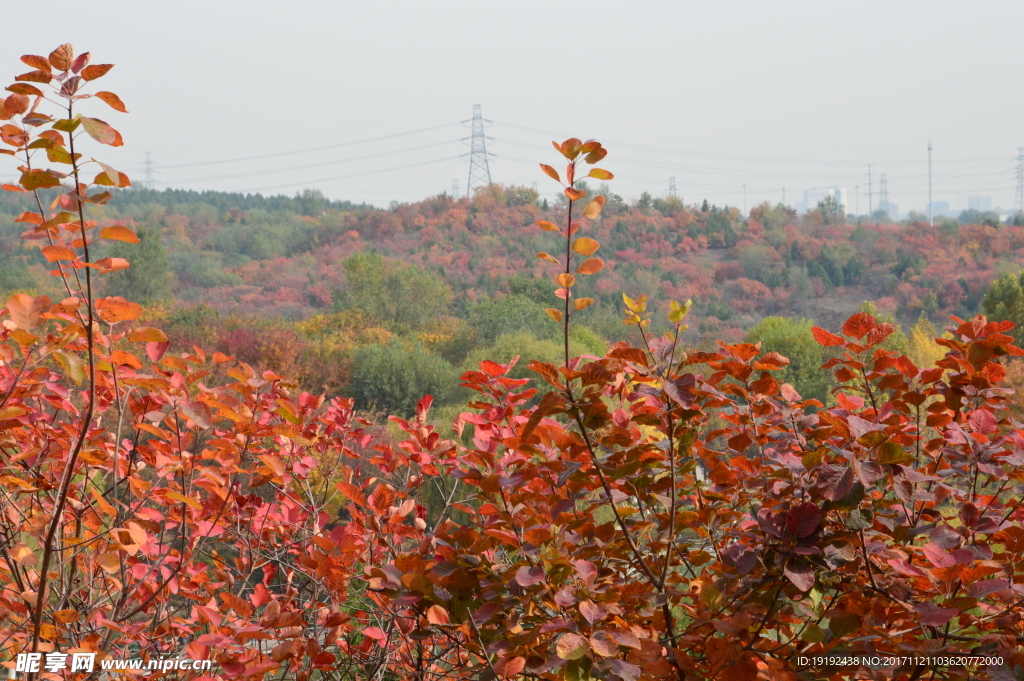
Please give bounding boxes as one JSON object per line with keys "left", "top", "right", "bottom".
{"left": 178, "top": 139, "right": 459, "bottom": 184}
{"left": 158, "top": 123, "right": 459, "bottom": 170}
{"left": 242, "top": 155, "right": 463, "bottom": 193}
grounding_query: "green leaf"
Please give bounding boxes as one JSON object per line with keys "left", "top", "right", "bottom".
{"left": 55, "top": 350, "right": 86, "bottom": 385}
{"left": 19, "top": 169, "right": 62, "bottom": 191}
{"left": 52, "top": 116, "right": 81, "bottom": 133}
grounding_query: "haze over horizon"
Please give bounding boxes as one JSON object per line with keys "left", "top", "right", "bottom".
{"left": 6, "top": 1, "right": 1023, "bottom": 212}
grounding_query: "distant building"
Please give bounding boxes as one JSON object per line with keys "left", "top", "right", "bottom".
{"left": 803, "top": 187, "right": 848, "bottom": 214}
{"left": 878, "top": 202, "right": 899, "bottom": 217}
{"left": 968, "top": 195, "right": 992, "bottom": 211}
{"left": 927, "top": 201, "right": 951, "bottom": 217}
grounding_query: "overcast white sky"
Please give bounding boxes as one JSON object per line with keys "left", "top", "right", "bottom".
{"left": 4, "top": 1, "right": 1023, "bottom": 213}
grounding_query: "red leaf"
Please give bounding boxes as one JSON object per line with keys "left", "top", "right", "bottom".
{"left": 811, "top": 326, "right": 845, "bottom": 347}
{"left": 146, "top": 341, "right": 170, "bottom": 363}
{"left": 783, "top": 558, "right": 815, "bottom": 591}
{"left": 785, "top": 503, "right": 821, "bottom": 538}
{"left": 514, "top": 566, "right": 546, "bottom": 587}
{"left": 817, "top": 465, "right": 854, "bottom": 501}
{"left": 842, "top": 312, "right": 877, "bottom": 339}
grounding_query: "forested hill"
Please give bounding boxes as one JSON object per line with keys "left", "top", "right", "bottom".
{"left": 2, "top": 183, "right": 1022, "bottom": 414}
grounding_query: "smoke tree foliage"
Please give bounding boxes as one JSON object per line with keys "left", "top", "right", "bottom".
{"left": 2, "top": 46, "right": 1024, "bottom": 681}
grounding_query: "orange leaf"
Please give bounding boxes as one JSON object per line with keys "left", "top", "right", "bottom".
{"left": 545, "top": 308, "right": 563, "bottom": 323}
{"left": 559, "top": 138, "right": 582, "bottom": 160}
{"left": 369, "top": 484, "right": 396, "bottom": 513}
{"left": 6, "top": 293, "right": 50, "bottom": 329}
{"left": 100, "top": 225, "right": 139, "bottom": 243}
{"left": 20, "top": 55, "right": 50, "bottom": 71}
{"left": 426, "top": 605, "right": 450, "bottom": 625}
{"left": 94, "top": 257, "right": 130, "bottom": 272}
{"left": 536, "top": 252, "right": 559, "bottom": 264}
{"left": 95, "top": 296, "right": 142, "bottom": 323}
{"left": 128, "top": 327, "right": 168, "bottom": 343}
{"left": 14, "top": 70, "right": 51, "bottom": 84}
{"left": 4, "top": 94, "right": 29, "bottom": 116}
{"left": 49, "top": 44, "right": 74, "bottom": 71}
{"left": 535, "top": 220, "right": 560, "bottom": 232}
{"left": 110, "top": 350, "right": 142, "bottom": 369}
{"left": 81, "top": 64, "right": 114, "bottom": 81}
{"left": 571, "top": 238, "right": 600, "bottom": 256}
{"left": 94, "top": 161, "right": 131, "bottom": 188}
{"left": 587, "top": 168, "right": 614, "bottom": 180}
{"left": 583, "top": 195, "right": 605, "bottom": 219}
{"left": 557, "top": 273, "right": 576, "bottom": 287}
{"left": 811, "top": 327, "right": 845, "bottom": 347}
{"left": 573, "top": 297, "right": 594, "bottom": 310}
{"left": 94, "top": 91, "right": 127, "bottom": 113}
{"left": 576, "top": 257, "right": 604, "bottom": 275}
{"left": 41, "top": 245, "right": 77, "bottom": 262}
{"left": 6, "top": 83, "right": 43, "bottom": 97}
{"left": 564, "top": 187, "right": 586, "bottom": 201}
{"left": 539, "top": 164, "right": 560, "bottom": 183}
{"left": 336, "top": 481, "right": 367, "bottom": 507}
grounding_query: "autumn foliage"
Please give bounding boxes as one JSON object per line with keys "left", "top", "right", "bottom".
{"left": 3, "top": 45, "right": 1024, "bottom": 681}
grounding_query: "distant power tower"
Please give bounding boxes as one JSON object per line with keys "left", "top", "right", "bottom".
{"left": 668, "top": 177, "right": 677, "bottom": 198}
{"left": 867, "top": 164, "right": 873, "bottom": 215}
{"left": 465, "top": 104, "right": 491, "bottom": 198}
{"left": 1015, "top": 147, "right": 1024, "bottom": 213}
{"left": 928, "top": 140, "right": 933, "bottom": 224}
{"left": 451, "top": 179, "right": 459, "bottom": 199}
{"left": 143, "top": 152, "right": 156, "bottom": 188}
{"left": 879, "top": 174, "right": 889, "bottom": 215}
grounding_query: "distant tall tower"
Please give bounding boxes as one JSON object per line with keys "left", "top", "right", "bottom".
{"left": 143, "top": 152, "right": 156, "bottom": 189}
{"left": 1015, "top": 148, "right": 1024, "bottom": 214}
{"left": 879, "top": 174, "right": 889, "bottom": 215}
{"left": 465, "top": 104, "right": 491, "bottom": 198}
{"left": 867, "top": 165, "right": 873, "bottom": 215}
{"left": 451, "top": 179, "right": 459, "bottom": 199}
{"left": 928, "top": 140, "right": 933, "bottom": 224}
{"left": 668, "top": 177, "right": 677, "bottom": 198}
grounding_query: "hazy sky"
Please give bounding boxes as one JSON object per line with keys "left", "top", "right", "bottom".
{"left": 4, "top": 1, "right": 1023, "bottom": 213}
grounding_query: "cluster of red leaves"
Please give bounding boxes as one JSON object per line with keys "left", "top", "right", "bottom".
{"left": 4, "top": 47, "right": 1024, "bottom": 681}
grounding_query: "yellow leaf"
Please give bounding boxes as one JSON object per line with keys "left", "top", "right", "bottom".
{"left": 128, "top": 326, "right": 168, "bottom": 343}
{"left": 167, "top": 490, "right": 202, "bottom": 509}
{"left": 574, "top": 298, "right": 594, "bottom": 310}
{"left": 583, "top": 195, "right": 606, "bottom": 219}
{"left": 545, "top": 308, "right": 563, "bottom": 323}
{"left": 556, "top": 273, "right": 576, "bottom": 287}
{"left": 535, "top": 220, "right": 560, "bottom": 232}
{"left": 571, "top": 238, "right": 600, "bottom": 256}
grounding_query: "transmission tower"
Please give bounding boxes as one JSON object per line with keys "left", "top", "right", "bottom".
{"left": 465, "top": 104, "right": 491, "bottom": 198}
{"left": 928, "top": 140, "right": 933, "bottom": 224}
{"left": 143, "top": 152, "right": 156, "bottom": 188}
{"left": 879, "top": 174, "right": 889, "bottom": 216}
{"left": 867, "top": 165, "right": 873, "bottom": 216}
{"left": 1015, "top": 148, "right": 1024, "bottom": 214}
{"left": 668, "top": 177, "right": 677, "bottom": 198}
